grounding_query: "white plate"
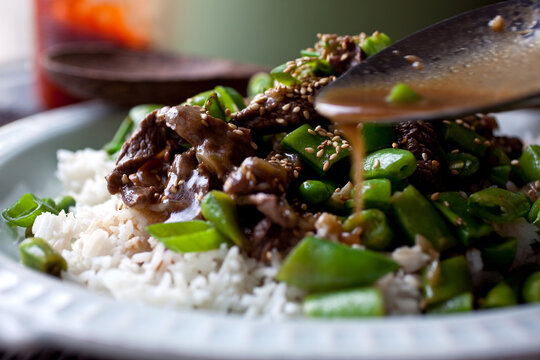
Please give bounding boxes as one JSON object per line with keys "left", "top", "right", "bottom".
{"left": 1, "top": 102, "right": 540, "bottom": 360}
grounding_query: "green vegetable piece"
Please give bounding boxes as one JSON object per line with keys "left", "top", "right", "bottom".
{"left": 186, "top": 90, "right": 213, "bottom": 106}
{"left": 361, "top": 32, "right": 392, "bottom": 57}
{"left": 103, "top": 104, "right": 162, "bottom": 155}
{"left": 488, "top": 146, "right": 511, "bottom": 166}
{"left": 522, "top": 271, "right": 540, "bottom": 303}
{"left": 426, "top": 292, "right": 474, "bottom": 314}
{"left": 432, "top": 192, "right": 492, "bottom": 246}
{"left": 482, "top": 281, "right": 517, "bottom": 308}
{"left": 215, "top": 86, "right": 245, "bottom": 121}
{"left": 385, "top": 83, "right": 422, "bottom": 104}
{"left": 270, "top": 63, "right": 301, "bottom": 86}
{"left": 489, "top": 165, "right": 512, "bottom": 187}
{"left": 362, "top": 122, "right": 395, "bottom": 154}
{"left": 528, "top": 197, "right": 540, "bottom": 228}
{"left": 201, "top": 191, "right": 247, "bottom": 248}
{"left": 204, "top": 91, "right": 226, "bottom": 121}
{"left": 468, "top": 188, "right": 531, "bottom": 223}
{"left": 390, "top": 185, "right": 457, "bottom": 251}
{"left": 481, "top": 238, "right": 517, "bottom": 271}
{"left": 519, "top": 145, "right": 540, "bottom": 182}
{"left": 281, "top": 124, "right": 350, "bottom": 176}
{"left": 443, "top": 121, "right": 488, "bottom": 157}
{"left": 303, "top": 287, "right": 385, "bottom": 318}
{"left": 247, "top": 72, "right": 273, "bottom": 98}
{"left": 423, "top": 256, "right": 473, "bottom": 306}
{"left": 54, "top": 195, "right": 76, "bottom": 213}
{"left": 2, "top": 193, "right": 59, "bottom": 228}
{"left": 446, "top": 152, "right": 480, "bottom": 177}
{"left": 19, "top": 237, "right": 67, "bottom": 277}
{"left": 276, "top": 236, "right": 399, "bottom": 292}
{"left": 147, "top": 220, "right": 229, "bottom": 253}
{"left": 361, "top": 178, "right": 391, "bottom": 210}
{"left": 363, "top": 148, "right": 417, "bottom": 182}
{"left": 300, "top": 49, "right": 320, "bottom": 58}
{"left": 343, "top": 209, "right": 394, "bottom": 251}
{"left": 298, "top": 180, "right": 335, "bottom": 205}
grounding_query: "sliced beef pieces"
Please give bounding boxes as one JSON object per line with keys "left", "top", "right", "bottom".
{"left": 493, "top": 135, "right": 523, "bottom": 160}
{"left": 107, "top": 104, "right": 255, "bottom": 219}
{"left": 319, "top": 35, "right": 364, "bottom": 75}
{"left": 231, "top": 77, "right": 332, "bottom": 135}
{"left": 237, "top": 193, "right": 298, "bottom": 228}
{"left": 223, "top": 157, "right": 290, "bottom": 196}
{"left": 162, "top": 104, "right": 255, "bottom": 180}
{"left": 460, "top": 114, "right": 498, "bottom": 139}
{"left": 393, "top": 120, "right": 445, "bottom": 193}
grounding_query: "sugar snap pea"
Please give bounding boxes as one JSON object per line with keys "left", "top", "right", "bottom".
{"left": 303, "top": 287, "right": 385, "bottom": 318}
{"left": 19, "top": 237, "right": 67, "bottom": 277}
{"left": 468, "top": 188, "right": 531, "bottom": 223}
{"left": 363, "top": 148, "right": 417, "bottom": 182}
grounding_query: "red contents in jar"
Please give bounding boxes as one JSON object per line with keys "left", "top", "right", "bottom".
{"left": 34, "top": 0, "right": 149, "bottom": 108}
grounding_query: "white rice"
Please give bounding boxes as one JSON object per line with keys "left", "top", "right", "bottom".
{"left": 33, "top": 149, "right": 304, "bottom": 319}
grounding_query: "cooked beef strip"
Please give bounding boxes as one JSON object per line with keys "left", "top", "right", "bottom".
{"left": 393, "top": 120, "right": 445, "bottom": 193}
{"left": 232, "top": 78, "right": 332, "bottom": 135}
{"left": 107, "top": 104, "right": 254, "bottom": 219}
{"left": 493, "top": 135, "right": 523, "bottom": 159}
{"left": 237, "top": 193, "right": 298, "bottom": 228}
{"left": 161, "top": 104, "right": 255, "bottom": 180}
{"left": 223, "top": 157, "right": 290, "bottom": 196}
{"left": 317, "top": 34, "right": 365, "bottom": 75}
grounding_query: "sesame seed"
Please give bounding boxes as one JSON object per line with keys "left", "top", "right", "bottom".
{"left": 228, "top": 123, "right": 238, "bottom": 129}
{"left": 392, "top": 142, "right": 398, "bottom": 149}
{"left": 323, "top": 161, "right": 330, "bottom": 171}
{"left": 201, "top": 119, "right": 209, "bottom": 127}
{"left": 308, "top": 129, "right": 316, "bottom": 135}
{"left": 430, "top": 192, "right": 440, "bottom": 201}
{"left": 301, "top": 203, "right": 308, "bottom": 210}
{"left": 422, "top": 152, "right": 428, "bottom": 161}
{"left": 342, "top": 143, "right": 350, "bottom": 149}
{"left": 528, "top": 189, "right": 535, "bottom": 197}
{"left": 233, "top": 129, "right": 244, "bottom": 135}
{"left": 443, "top": 201, "right": 450, "bottom": 207}
{"left": 455, "top": 217, "right": 464, "bottom": 226}
{"left": 224, "top": 108, "right": 231, "bottom": 117}
{"left": 535, "top": 180, "right": 540, "bottom": 189}
{"left": 170, "top": 185, "right": 177, "bottom": 193}
{"left": 432, "top": 160, "right": 440, "bottom": 166}
{"left": 276, "top": 118, "right": 287, "bottom": 125}
{"left": 293, "top": 170, "right": 299, "bottom": 178}
{"left": 474, "top": 137, "right": 482, "bottom": 144}
{"left": 317, "top": 149, "right": 324, "bottom": 158}
{"left": 511, "top": 159, "right": 520, "bottom": 166}
{"left": 336, "top": 147, "right": 341, "bottom": 154}
{"left": 456, "top": 119, "right": 464, "bottom": 124}
{"left": 303, "top": 110, "right": 310, "bottom": 119}
{"left": 249, "top": 103, "right": 260, "bottom": 111}
{"left": 401, "top": 137, "right": 408, "bottom": 144}
{"left": 250, "top": 141, "right": 258, "bottom": 150}
{"left": 292, "top": 106, "right": 301, "bottom": 113}
{"left": 314, "top": 125, "right": 322, "bottom": 131}
{"left": 329, "top": 153, "right": 338, "bottom": 161}
{"left": 374, "top": 159, "right": 380, "bottom": 168}
{"left": 305, "top": 147, "right": 315, "bottom": 154}
{"left": 320, "top": 78, "right": 329, "bottom": 85}
{"left": 307, "top": 95, "right": 315, "bottom": 103}
{"left": 201, "top": 113, "right": 208, "bottom": 120}
{"left": 443, "top": 120, "right": 451, "bottom": 124}
{"left": 484, "top": 140, "right": 491, "bottom": 146}
{"left": 177, "top": 179, "right": 185, "bottom": 185}
{"left": 451, "top": 169, "right": 459, "bottom": 175}
{"left": 451, "top": 149, "right": 460, "bottom": 154}
{"left": 331, "top": 136, "right": 341, "bottom": 142}
{"left": 121, "top": 174, "right": 129, "bottom": 184}
{"left": 155, "top": 174, "right": 161, "bottom": 181}
{"left": 282, "top": 103, "right": 291, "bottom": 111}
{"left": 340, "top": 53, "right": 349, "bottom": 61}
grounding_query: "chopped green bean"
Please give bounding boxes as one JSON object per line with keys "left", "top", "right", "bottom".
{"left": 201, "top": 191, "right": 247, "bottom": 248}
{"left": 528, "top": 197, "right": 540, "bottom": 228}
{"left": 446, "top": 152, "right": 480, "bottom": 177}
{"left": 518, "top": 145, "right": 540, "bottom": 182}
{"left": 423, "top": 256, "right": 473, "bottom": 306}
{"left": 270, "top": 63, "right": 301, "bottom": 86}
{"left": 362, "top": 123, "right": 395, "bottom": 154}
{"left": 468, "top": 188, "right": 531, "bottom": 223}
{"left": 386, "top": 83, "right": 421, "bottom": 104}
{"left": 426, "top": 292, "right": 473, "bottom": 314}
{"left": 298, "top": 180, "right": 335, "bottom": 205}
{"left": 391, "top": 185, "right": 457, "bottom": 251}
{"left": 481, "top": 237, "right": 516, "bottom": 272}
{"left": 303, "top": 287, "right": 385, "bottom": 318}
{"left": 481, "top": 281, "right": 517, "bottom": 308}
{"left": 2, "top": 193, "right": 59, "bottom": 228}
{"left": 343, "top": 209, "right": 394, "bottom": 251}
{"left": 361, "top": 178, "right": 391, "bottom": 210}
{"left": 147, "top": 220, "right": 230, "bottom": 253}
{"left": 204, "top": 91, "right": 227, "bottom": 121}
{"left": 361, "top": 32, "right": 392, "bottom": 57}
{"left": 19, "top": 237, "right": 67, "bottom": 277}
{"left": 247, "top": 72, "right": 273, "bottom": 98}
{"left": 432, "top": 192, "right": 492, "bottom": 246}
{"left": 522, "top": 271, "right": 540, "bottom": 303}
{"left": 54, "top": 195, "right": 76, "bottom": 213}
{"left": 277, "top": 236, "right": 399, "bottom": 292}
{"left": 443, "top": 121, "right": 488, "bottom": 157}
{"left": 363, "top": 148, "right": 417, "bottom": 182}
{"left": 489, "top": 165, "right": 512, "bottom": 187}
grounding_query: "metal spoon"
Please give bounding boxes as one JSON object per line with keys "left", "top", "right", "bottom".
{"left": 316, "top": 0, "right": 540, "bottom": 123}
{"left": 42, "top": 43, "right": 267, "bottom": 106}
